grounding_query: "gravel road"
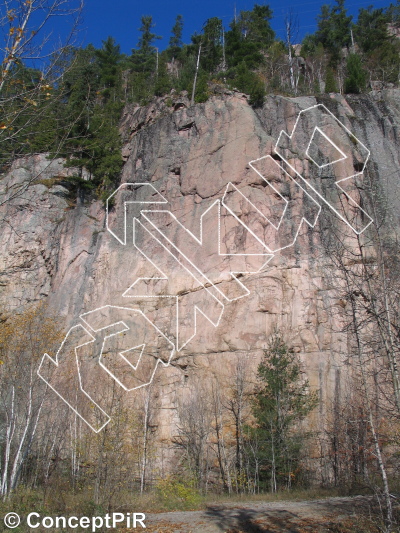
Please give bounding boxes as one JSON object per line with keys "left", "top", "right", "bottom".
{"left": 144, "top": 495, "right": 373, "bottom": 532}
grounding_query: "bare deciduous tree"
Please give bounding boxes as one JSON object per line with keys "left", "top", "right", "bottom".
{"left": 0, "top": 303, "right": 62, "bottom": 498}
{"left": 174, "top": 382, "right": 212, "bottom": 491}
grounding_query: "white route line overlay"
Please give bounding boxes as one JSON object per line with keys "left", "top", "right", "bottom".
{"left": 38, "top": 103, "right": 374, "bottom": 432}
{"left": 223, "top": 155, "right": 322, "bottom": 254}
{"left": 306, "top": 126, "right": 347, "bottom": 169}
{"left": 38, "top": 324, "right": 111, "bottom": 434}
{"left": 140, "top": 200, "right": 273, "bottom": 303}
{"left": 275, "top": 103, "right": 373, "bottom": 234}
{"left": 38, "top": 307, "right": 175, "bottom": 432}
{"left": 107, "top": 183, "right": 168, "bottom": 245}
{"left": 125, "top": 217, "right": 225, "bottom": 352}
{"left": 80, "top": 305, "right": 175, "bottom": 390}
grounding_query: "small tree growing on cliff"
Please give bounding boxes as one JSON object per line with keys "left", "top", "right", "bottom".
{"left": 250, "top": 333, "right": 318, "bottom": 492}
{"left": 325, "top": 68, "right": 338, "bottom": 92}
{"left": 344, "top": 53, "right": 367, "bottom": 93}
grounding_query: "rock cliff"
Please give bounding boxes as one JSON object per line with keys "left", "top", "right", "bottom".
{"left": 1, "top": 89, "right": 399, "bottom": 470}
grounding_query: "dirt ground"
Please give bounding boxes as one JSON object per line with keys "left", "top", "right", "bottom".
{"left": 143, "top": 496, "right": 374, "bottom": 532}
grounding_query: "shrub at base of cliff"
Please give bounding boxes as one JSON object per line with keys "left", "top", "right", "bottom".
{"left": 155, "top": 476, "right": 203, "bottom": 511}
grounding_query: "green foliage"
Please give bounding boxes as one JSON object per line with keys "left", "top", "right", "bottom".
{"left": 236, "top": 4, "right": 275, "bottom": 44}
{"left": 387, "top": 0, "right": 400, "bottom": 25}
{"left": 201, "top": 17, "right": 224, "bottom": 73}
{"left": 193, "top": 71, "right": 210, "bottom": 103}
{"left": 315, "top": 0, "right": 352, "bottom": 62}
{"left": 63, "top": 101, "right": 124, "bottom": 190}
{"left": 95, "top": 36, "right": 123, "bottom": 99}
{"left": 325, "top": 68, "right": 338, "bottom": 92}
{"left": 354, "top": 7, "right": 391, "bottom": 54}
{"left": 0, "top": 63, "right": 61, "bottom": 166}
{"left": 48, "top": 44, "right": 124, "bottom": 199}
{"left": 168, "top": 14, "right": 184, "bottom": 60}
{"left": 170, "top": 14, "right": 184, "bottom": 49}
{"left": 344, "top": 53, "right": 367, "bottom": 93}
{"left": 248, "top": 333, "right": 318, "bottom": 492}
{"left": 303, "top": 0, "right": 400, "bottom": 91}
{"left": 300, "top": 34, "right": 319, "bottom": 57}
{"left": 156, "top": 477, "right": 203, "bottom": 511}
{"left": 226, "top": 4, "right": 275, "bottom": 69}
{"left": 3, "top": 1, "right": 400, "bottom": 199}
{"left": 154, "top": 58, "right": 173, "bottom": 96}
{"left": 367, "top": 40, "right": 400, "bottom": 83}
{"left": 29, "top": 112, "right": 60, "bottom": 154}
{"left": 131, "top": 15, "right": 162, "bottom": 74}
{"left": 232, "top": 62, "right": 266, "bottom": 107}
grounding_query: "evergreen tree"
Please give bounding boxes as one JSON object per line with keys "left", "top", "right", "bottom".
{"left": 344, "top": 53, "right": 367, "bottom": 93}
{"left": 55, "top": 45, "right": 123, "bottom": 199}
{"left": 315, "top": 4, "right": 333, "bottom": 50}
{"left": 58, "top": 45, "right": 100, "bottom": 152}
{"left": 331, "top": 0, "right": 352, "bottom": 50}
{"left": 226, "top": 4, "right": 275, "bottom": 68}
{"left": 192, "top": 71, "right": 209, "bottom": 103}
{"left": 131, "top": 15, "right": 162, "bottom": 73}
{"left": 354, "top": 7, "right": 391, "bottom": 54}
{"left": 325, "top": 67, "right": 338, "bottom": 92}
{"left": 315, "top": 0, "right": 352, "bottom": 62}
{"left": 249, "top": 333, "right": 318, "bottom": 492}
{"left": 388, "top": 0, "right": 400, "bottom": 26}
{"left": 169, "top": 14, "right": 184, "bottom": 50}
{"left": 201, "top": 17, "right": 223, "bottom": 73}
{"left": 95, "top": 36, "right": 123, "bottom": 99}
{"left": 368, "top": 39, "right": 400, "bottom": 83}
{"left": 300, "top": 33, "right": 318, "bottom": 57}
{"left": 234, "top": 62, "right": 266, "bottom": 107}
{"left": 167, "top": 14, "right": 184, "bottom": 64}
{"left": 237, "top": 4, "right": 275, "bottom": 44}
{"left": 154, "top": 56, "right": 173, "bottom": 96}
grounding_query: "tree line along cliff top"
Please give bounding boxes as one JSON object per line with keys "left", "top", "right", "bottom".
{"left": 0, "top": 0, "right": 399, "bottom": 201}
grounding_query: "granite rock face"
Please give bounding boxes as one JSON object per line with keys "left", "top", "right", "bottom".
{"left": 1, "top": 90, "right": 400, "bottom": 458}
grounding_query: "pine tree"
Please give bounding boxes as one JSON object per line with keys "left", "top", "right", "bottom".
{"left": 55, "top": 45, "right": 123, "bottom": 199}
{"left": 233, "top": 62, "right": 265, "bottom": 107}
{"left": 354, "top": 7, "right": 391, "bottom": 54}
{"left": 201, "top": 17, "right": 223, "bottom": 73}
{"left": 325, "top": 67, "right": 338, "bottom": 92}
{"left": 249, "top": 333, "right": 318, "bottom": 492}
{"left": 95, "top": 36, "right": 122, "bottom": 99}
{"left": 344, "top": 53, "right": 367, "bottom": 93}
{"left": 226, "top": 4, "right": 275, "bottom": 69}
{"left": 131, "top": 15, "right": 162, "bottom": 74}
{"left": 331, "top": 0, "right": 352, "bottom": 50}
{"left": 388, "top": 0, "right": 400, "bottom": 26}
{"left": 315, "top": 0, "right": 352, "bottom": 62}
{"left": 154, "top": 57, "right": 173, "bottom": 96}
{"left": 169, "top": 15, "right": 184, "bottom": 50}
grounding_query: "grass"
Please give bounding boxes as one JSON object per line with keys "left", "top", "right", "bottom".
{"left": 93, "top": 485, "right": 351, "bottom": 514}
{"left": 0, "top": 485, "right": 347, "bottom": 517}
{"left": 0, "top": 486, "right": 395, "bottom": 533}
{"left": 34, "top": 176, "right": 63, "bottom": 189}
